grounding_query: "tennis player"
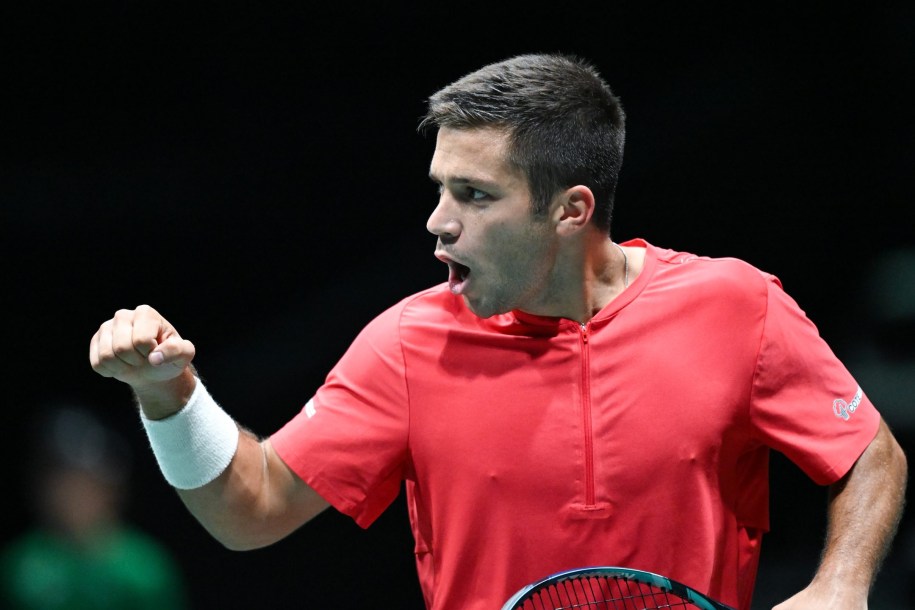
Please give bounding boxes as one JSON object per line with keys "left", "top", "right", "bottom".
{"left": 89, "top": 53, "right": 906, "bottom": 610}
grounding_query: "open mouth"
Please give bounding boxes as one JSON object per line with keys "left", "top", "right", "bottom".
{"left": 447, "top": 260, "right": 471, "bottom": 295}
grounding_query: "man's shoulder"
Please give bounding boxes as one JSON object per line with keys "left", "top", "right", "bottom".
{"left": 649, "top": 242, "right": 774, "bottom": 282}
{"left": 383, "top": 283, "right": 459, "bottom": 317}
{"left": 365, "top": 283, "right": 470, "bottom": 333}
{"left": 641, "top": 241, "right": 780, "bottom": 307}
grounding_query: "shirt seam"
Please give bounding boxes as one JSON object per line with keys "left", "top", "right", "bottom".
{"left": 746, "top": 273, "right": 771, "bottom": 443}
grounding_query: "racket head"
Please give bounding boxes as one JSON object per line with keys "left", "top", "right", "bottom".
{"left": 500, "top": 566, "right": 736, "bottom": 610}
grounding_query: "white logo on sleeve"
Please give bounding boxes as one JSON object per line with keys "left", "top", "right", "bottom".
{"left": 833, "top": 386, "right": 863, "bottom": 421}
{"left": 304, "top": 398, "right": 317, "bottom": 419}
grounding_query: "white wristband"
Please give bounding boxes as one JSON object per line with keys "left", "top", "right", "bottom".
{"left": 140, "top": 379, "right": 240, "bottom": 489}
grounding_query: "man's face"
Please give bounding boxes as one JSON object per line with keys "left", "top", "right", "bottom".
{"left": 427, "top": 126, "right": 561, "bottom": 318}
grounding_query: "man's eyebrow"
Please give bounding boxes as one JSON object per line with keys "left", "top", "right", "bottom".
{"left": 428, "top": 173, "right": 497, "bottom": 189}
{"left": 428, "top": 172, "right": 472, "bottom": 183}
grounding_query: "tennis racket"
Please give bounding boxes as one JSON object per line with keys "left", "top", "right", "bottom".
{"left": 500, "top": 566, "right": 736, "bottom": 610}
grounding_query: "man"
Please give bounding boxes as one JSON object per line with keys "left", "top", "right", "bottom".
{"left": 1, "top": 404, "right": 189, "bottom": 610}
{"left": 89, "top": 53, "right": 906, "bottom": 610}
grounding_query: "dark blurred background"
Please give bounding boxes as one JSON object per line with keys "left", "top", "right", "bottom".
{"left": 2, "top": 2, "right": 913, "bottom": 609}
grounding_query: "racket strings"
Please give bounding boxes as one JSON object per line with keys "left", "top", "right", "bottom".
{"left": 521, "top": 575, "right": 696, "bottom": 610}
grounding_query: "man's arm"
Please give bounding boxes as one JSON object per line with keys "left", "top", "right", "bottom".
{"left": 774, "top": 418, "right": 907, "bottom": 609}
{"left": 176, "top": 413, "right": 330, "bottom": 550}
{"left": 90, "top": 305, "right": 330, "bottom": 550}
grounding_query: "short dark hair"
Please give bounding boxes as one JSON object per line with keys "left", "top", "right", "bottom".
{"left": 30, "top": 404, "right": 133, "bottom": 485}
{"left": 418, "top": 53, "right": 626, "bottom": 232}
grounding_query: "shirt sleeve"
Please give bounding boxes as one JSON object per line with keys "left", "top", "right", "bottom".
{"left": 749, "top": 275, "right": 880, "bottom": 485}
{"left": 270, "top": 302, "right": 410, "bottom": 528}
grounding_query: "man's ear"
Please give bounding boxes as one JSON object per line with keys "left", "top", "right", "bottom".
{"left": 553, "top": 185, "right": 595, "bottom": 235}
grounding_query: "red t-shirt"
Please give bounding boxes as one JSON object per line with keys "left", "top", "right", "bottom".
{"left": 270, "top": 239, "right": 879, "bottom": 610}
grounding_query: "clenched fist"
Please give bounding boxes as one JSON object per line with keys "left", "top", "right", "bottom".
{"left": 89, "top": 304, "right": 197, "bottom": 418}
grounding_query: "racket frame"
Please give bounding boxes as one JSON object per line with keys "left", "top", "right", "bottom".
{"left": 500, "top": 565, "right": 736, "bottom": 610}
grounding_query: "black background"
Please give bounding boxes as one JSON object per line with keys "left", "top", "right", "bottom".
{"left": 3, "top": 2, "right": 913, "bottom": 609}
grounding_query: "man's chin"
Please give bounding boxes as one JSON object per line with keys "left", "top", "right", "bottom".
{"left": 463, "top": 295, "right": 508, "bottom": 320}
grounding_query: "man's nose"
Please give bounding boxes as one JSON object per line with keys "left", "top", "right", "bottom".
{"left": 426, "top": 197, "right": 461, "bottom": 239}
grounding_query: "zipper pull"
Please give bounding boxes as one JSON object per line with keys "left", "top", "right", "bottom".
{"left": 580, "top": 323, "right": 589, "bottom": 343}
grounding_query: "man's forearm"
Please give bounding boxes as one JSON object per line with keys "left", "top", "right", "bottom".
{"left": 814, "top": 419, "right": 907, "bottom": 595}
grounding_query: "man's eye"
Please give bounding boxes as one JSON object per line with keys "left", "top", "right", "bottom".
{"left": 433, "top": 184, "right": 489, "bottom": 203}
